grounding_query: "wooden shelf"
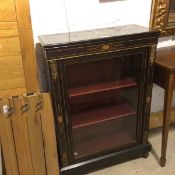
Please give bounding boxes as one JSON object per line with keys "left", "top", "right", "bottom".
{"left": 72, "top": 103, "right": 136, "bottom": 129}
{"left": 69, "top": 78, "right": 137, "bottom": 98}
{"left": 73, "top": 131, "right": 135, "bottom": 159}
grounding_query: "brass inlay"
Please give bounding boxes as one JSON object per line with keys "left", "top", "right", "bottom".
{"left": 47, "top": 36, "right": 157, "bottom": 61}
{"left": 62, "top": 153, "right": 69, "bottom": 166}
{"left": 50, "top": 61, "right": 58, "bottom": 81}
{"left": 146, "top": 96, "right": 151, "bottom": 104}
{"left": 100, "top": 44, "right": 112, "bottom": 51}
{"left": 150, "top": 45, "right": 156, "bottom": 64}
{"left": 48, "top": 43, "right": 157, "bottom": 62}
{"left": 58, "top": 115, "right": 63, "bottom": 124}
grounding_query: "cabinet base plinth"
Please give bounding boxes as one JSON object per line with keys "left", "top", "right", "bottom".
{"left": 60, "top": 143, "right": 151, "bottom": 175}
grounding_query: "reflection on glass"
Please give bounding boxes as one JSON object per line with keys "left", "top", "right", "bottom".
{"left": 65, "top": 54, "right": 143, "bottom": 160}
{"left": 168, "top": 0, "right": 175, "bottom": 27}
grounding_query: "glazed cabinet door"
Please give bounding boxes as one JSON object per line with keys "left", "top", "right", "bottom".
{"left": 56, "top": 48, "right": 148, "bottom": 165}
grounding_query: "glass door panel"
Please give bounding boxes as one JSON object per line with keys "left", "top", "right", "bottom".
{"left": 65, "top": 54, "right": 143, "bottom": 160}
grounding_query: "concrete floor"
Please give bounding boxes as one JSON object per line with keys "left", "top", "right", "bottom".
{"left": 87, "top": 125, "right": 175, "bottom": 175}
{"left": 0, "top": 126, "right": 175, "bottom": 175}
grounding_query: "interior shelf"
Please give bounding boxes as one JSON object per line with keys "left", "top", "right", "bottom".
{"left": 72, "top": 102, "right": 136, "bottom": 129}
{"left": 69, "top": 78, "right": 137, "bottom": 98}
{"left": 73, "top": 131, "right": 135, "bottom": 159}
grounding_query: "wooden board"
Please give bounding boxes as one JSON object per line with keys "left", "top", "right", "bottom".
{"left": 0, "top": 0, "right": 16, "bottom": 22}
{"left": 9, "top": 96, "right": 33, "bottom": 175}
{"left": 0, "top": 88, "right": 26, "bottom": 98}
{"left": 0, "top": 29, "right": 18, "bottom": 38}
{"left": 23, "top": 94, "right": 47, "bottom": 175}
{"left": 0, "top": 37, "right": 21, "bottom": 57}
{"left": 19, "top": 29, "right": 39, "bottom": 92}
{"left": 0, "top": 0, "right": 39, "bottom": 94}
{"left": 0, "top": 22, "right": 18, "bottom": 30}
{"left": 0, "top": 55, "right": 25, "bottom": 90}
{"left": 40, "top": 93, "right": 60, "bottom": 175}
{"left": 1, "top": 148, "right": 7, "bottom": 175}
{"left": 14, "top": 0, "right": 32, "bottom": 29}
{"left": 13, "top": 0, "right": 39, "bottom": 92}
{"left": 0, "top": 98, "right": 19, "bottom": 175}
{"left": 0, "top": 93, "right": 60, "bottom": 175}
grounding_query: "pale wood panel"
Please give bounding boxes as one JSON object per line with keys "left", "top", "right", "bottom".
{"left": 0, "top": 55, "right": 26, "bottom": 90}
{"left": 0, "top": 0, "right": 16, "bottom": 22}
{"left": 23, "top": 94, "right": 47, "bottom": 175}
{"left": 9, "top": 97, "right": 33, "bottom": 175}
{"left": 19, "top": 29, "right": 39, "bottom": 92}
{"left": 1, "top": 149, "right": 7, "bottom": 175}
{"left": 0, "top": 37, "right": 21, "bottom": 57}
{"left": 0, "top": 93, "right": 60, "bottom": 175}
{"left": 0, "top": 29, "right": 18, "bottom": 38}
{"left": 14, "top": 0, "right": 39, "bottom": 92}
{"left": 0, "top": 88, "right": 26, "bottom": 98}
{"left": 0, "top": 99, "right": 11, "bottom": 175}
{"left": 0, "top": 22, "right": 17, "bottom": 30}
{"left": 0, "top": 79, "right": 25, "bottom": 90}
{"left": 0, "top": 98, "right": 19, "bottom": 175}
{"left": 14, "top": 0, "right": 32, "bottom": 29}
{"left": 150, "top": 109, "right": 175, "bottom": 129}
{"left": 40, "top": 93, "right": 60, "bottom": 175}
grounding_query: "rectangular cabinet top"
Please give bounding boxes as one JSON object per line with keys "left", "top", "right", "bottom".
{"left": 39, "top": 25, "right": 158, "bottom": 46}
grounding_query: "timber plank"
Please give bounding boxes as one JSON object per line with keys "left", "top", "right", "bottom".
{"left": 0, "top": 98, "right": 19, "bottom": 175}
{"left": 0, "top": 22, "right": 17, "bottom": 30}
{"left": 0, "top": 37, "right": 21, "bottom": 57}
{"left": 0, "top": 29, "right": 18, "bottom": 38}
{"left": 14, "top": 0, "right": 32, "bottom": 29}
{"left": 0, "top": 55, "right": 25, "bottom": 90}
{"left": 18, "top": 29, "right": 39, "bottom": 92}
{"left": 40, "top": 93, "right": 60, "bottom": 175}
{"left": 0, "top": 0, "right": 16, "bottom": 22}
{"left": 9, "top": 96, "right": 34, "bottom": 175}
{"left": 23, "top": 94, "right": 47, "bottom": 175}
{"left": 0, "top": 88, "right": 26, "bottom": 98}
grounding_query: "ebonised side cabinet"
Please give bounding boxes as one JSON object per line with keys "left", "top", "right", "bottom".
{"left": 39, "top": 25, "right": 159, "bottom": 175}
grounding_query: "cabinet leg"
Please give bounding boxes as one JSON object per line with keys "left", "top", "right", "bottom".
{"left": 160, "top": 157, "right": 166, "bottom": 167}
{"left": 160, "top": 73, "right": 175, "bottom": 167}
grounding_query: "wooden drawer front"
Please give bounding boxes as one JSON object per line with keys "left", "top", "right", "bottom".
{"left": 46, "top": 36, "right": 157, "bottom": 60}
{"left": 0, "top": 55, "right": 25, "bottom": 90}
{"left": 0, "top": 37, "right": 21, "bottom": 57}
{"left": 0, "top": 0, "right": 16, "bottom": 21}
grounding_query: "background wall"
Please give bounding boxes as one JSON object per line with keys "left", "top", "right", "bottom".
{"left": 29, "top": 0, "right": 152, "bottom": 41}
{"left": 29, "top": 0, "right": 175, "bottom": 113}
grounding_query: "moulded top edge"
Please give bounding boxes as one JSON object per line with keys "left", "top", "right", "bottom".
{"left": 39, "top": 24, "right": 158, "bottom": 46}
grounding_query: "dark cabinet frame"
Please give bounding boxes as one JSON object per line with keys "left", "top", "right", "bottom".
{"left": 39, "top": 26, "right": 159, "bottom": 175}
